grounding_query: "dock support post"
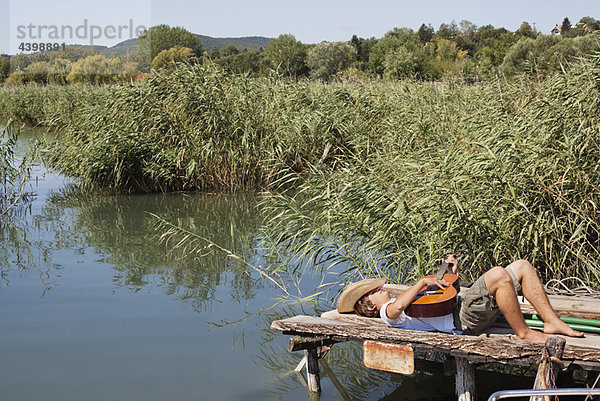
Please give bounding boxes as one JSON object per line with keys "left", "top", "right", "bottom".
{"left": 530, "top": 336, "right": 566, "bottom": 401}
{"left": 455, "top": 357, "right": 476, "bottom": 401}
{"left": 305, "top": 348, "right": 321, "bottom": 394}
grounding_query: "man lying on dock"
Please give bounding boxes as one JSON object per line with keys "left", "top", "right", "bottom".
{"left": 337, "top": 257, "right": 584, "bottom": 342}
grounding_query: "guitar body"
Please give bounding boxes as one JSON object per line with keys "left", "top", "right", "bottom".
{"left": 405, "top": 271, "right": 460, "bottom": 318}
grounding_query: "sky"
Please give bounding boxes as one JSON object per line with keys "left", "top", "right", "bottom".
{"left": 1, "top": 0, "right": 599, "bottom": 54}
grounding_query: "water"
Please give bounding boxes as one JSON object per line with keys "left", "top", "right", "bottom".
{"left": 0, "top": 128, "right": 555, "bottom": 401}
{"left": 1, "top": 130, "right": 291, "bottom": 400}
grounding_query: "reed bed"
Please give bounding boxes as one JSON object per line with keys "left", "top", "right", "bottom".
{"left": 0, "top": 85, "right": 107, "bottom": 126}
{"left": 261, "top": 54, "right": 600, "bottom": 288}
{"left": 0, "top": 55, "right": 599, "bottom": 286}
{"left": 23, "top": 64, "right": 399, "bottom": 192}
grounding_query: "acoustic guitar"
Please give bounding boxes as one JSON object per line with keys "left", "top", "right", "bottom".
{"left": 405, "top": 261, "right": 460, "bottom": 318}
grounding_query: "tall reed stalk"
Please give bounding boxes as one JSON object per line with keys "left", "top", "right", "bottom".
{"left": 0, "top": 120, "right": 35, "bottom": 218}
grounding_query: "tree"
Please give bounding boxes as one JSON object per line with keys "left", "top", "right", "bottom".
{"left": 119, "top": 61, "right": 140, "bottom": 81}
{"left": 4, "top": 46, "right": 99, "bottom": 81}
{"left": 9, "top": 54, "right": 30, "bottom": 72}
{"left": 430, "top": 37, "right": 467, "bottom": 61}
{"left": 263, "top": 34, "right": 308, "bottom": 77}
{"left": 425, "top": 37, "right": 468, "bottom": 78}
{"left": 473, "top": 25, "right": 519, "bottom": 76}
{"left": 383, "top": 47, "right": 419, "bottom": 79}
{"left": 216, "top": 50, "right": 267, "bottom": 76}
{"left": 137, "top": 25, "right": 204, "bottom": 71}
{"left": 0, "top": 55, "right": 9, "bottom": 84}
{"left": 456, "top": 20, "right": 478, "bottom": 52}
{"left": 417, "top": 24, "right": 434, "bottom": 44}
{"left": 24, "top": 62, "right": 52, "bottom": 84}
{"left": 476, "top": 25, "right": 511, "bottom": 46}
{"left": 306, "top": 41, "right": 355, "bottom": 80}
{"left": 350, "top": 35, "right": 377, "bottom": 69}
{"left": 517, "top": 22, "right": 536, "bottom": 39}
{"left": 30, "top": 46, "right": 97, "bottom": 63}
{"left": 219, "top": 44, "right": 239, "bottom": 58}
{"left": 565, "top": 17, "right": 599, "bottom": 37}
{"left": 151, "top": 47, "right": 195, "bottom": 70}
{"left": 47, "top": 58, "right": 73, "bottom": 84}
{"left": 66, "top": 54, "right": 122, "bottom": 84}
{"left": 561, "top": 17, "right": 572, "bottom": 36}
{"left": 543, "top": 35, "right": 599, "bottom": 71}
{"left": 208, "top": 46, "right": 221, "bottom": 60}
{"left": 474, "top": 46, "right": 500, "bottom": 78}
{"left": 436, "top": 21, "right": 459, "bottom": 40}
{"left": 499, "top": 38, "right": 536, "bottom": 76}
{"left": 499, "top": 34, "right": 566, "bottom": 77}
{"left": 578, "top": 16, "right": 600, "bottom": 32}
{"left": 368, "top": 28, "right": 423, "bottom": 75}
{"left": 4, "top": 71, "right": 26, "bottom": 86}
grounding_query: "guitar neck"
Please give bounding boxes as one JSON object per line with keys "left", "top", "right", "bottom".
{"left": 434, "top": 262, "right": 450, "bottom": 280}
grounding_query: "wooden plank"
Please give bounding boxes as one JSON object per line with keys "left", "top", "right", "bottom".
{"left": 271, "top": 316, "right": 600, "bottom": 370}
{"left": 288, "top": 335, "right": 340, "bottom": 352}
{"left": 321, "top": 310, "right": 388, "bottom": 326}
{"left": 283, "top": 315, "right": 356, "bottom": 326}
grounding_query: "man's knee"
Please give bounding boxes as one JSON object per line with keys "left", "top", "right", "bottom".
{"left": 484, "top": 266, "right": 513, "bottom": 294}
{"left": 508, "top": 259, "right": 536, "bottom": 279}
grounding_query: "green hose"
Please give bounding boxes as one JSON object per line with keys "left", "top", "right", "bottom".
{"left": 521, "top": 318, "right": 600, "bottom": 334}
{"left": 497, "top": 316, "right": 600, "bottom": 334}
{"left": 523, "top": 313, "right": 600, "bottom": 328}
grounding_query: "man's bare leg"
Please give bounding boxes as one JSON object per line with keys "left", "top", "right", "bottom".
{"left": 507, "top": 260, "right": 583, "bottom": 337}
{"left": 483, "top": 266, "right": 547, "bottom": 342}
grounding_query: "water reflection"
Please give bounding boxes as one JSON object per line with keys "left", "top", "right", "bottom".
{"left": 46, "top": 187, "right": 266, "bottom": 307}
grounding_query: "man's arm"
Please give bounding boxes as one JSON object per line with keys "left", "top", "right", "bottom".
{"left": 385, "top": 276, "right": 449, "bottom": 320}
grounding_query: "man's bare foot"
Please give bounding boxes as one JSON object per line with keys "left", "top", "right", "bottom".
{"left": 516, "top": 328, "right": 548, "bottom": 342}
{"left": 544, "top": 320, "right": 585, "bottom": 337}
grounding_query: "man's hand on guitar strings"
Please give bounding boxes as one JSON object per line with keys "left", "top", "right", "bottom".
{"left": 421, "top": 277, "right": 449, "bottom": 290}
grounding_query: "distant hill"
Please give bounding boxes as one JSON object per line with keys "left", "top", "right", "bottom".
{"left": 99, "top": 34, "right": 272, "bottom": 56}
{"left": 100, "top": 38, "right": 137, "bottom": 56}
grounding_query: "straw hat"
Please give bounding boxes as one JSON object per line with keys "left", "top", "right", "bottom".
{"left": 336, "top": 277, "right": 386, "bottom": 313}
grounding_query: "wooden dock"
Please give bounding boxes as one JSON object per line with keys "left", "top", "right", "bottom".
{"left": 271, "top": 284, "right": 600, "bottom": 400}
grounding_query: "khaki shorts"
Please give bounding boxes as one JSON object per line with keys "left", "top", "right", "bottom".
{"left": 453, "top": 266, "right": 522, "bottom": 335}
